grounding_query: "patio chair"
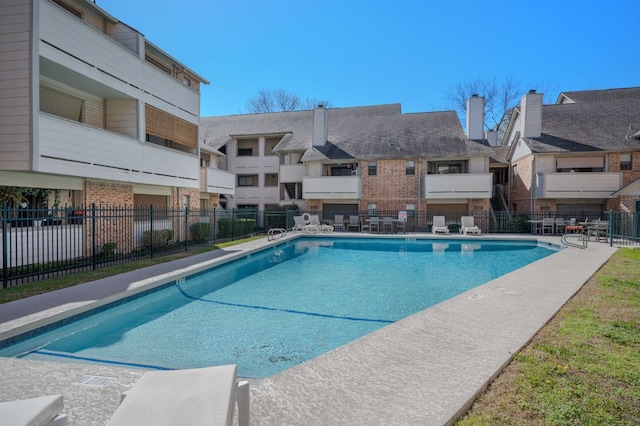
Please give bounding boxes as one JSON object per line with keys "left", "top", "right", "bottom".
{"left": 309, "top": 215, "right": 334, "bottom": 233}
{"left": 107, "top": 365, "right": 249, "bottom": 426}
{"left": 460, "top": 216, "right": 481, "bottom": 235}
{"left": 541, "top": 218, "right": 555, "bottom": 235}
{"left": 555, "top": 218, "right": 566, "bottom": 234}
{"left": 368, "top": 217, "right": 380, "bottom": 233}
{"left": 333, "top": 215, "right": 345, "bottom": 232}
{"left": 0, "top": 395, "right": 67, "bottom": 426}
{"left": 347, "top": 215, "right": 361, "bottom": 232}
{"left": 395, "top": 217, "right": 406, "bottom": 233}
{"left": 431, "top": 216, "right": 449, "bottom": 234}
{"left": 382, "top": 217, "right": 395, "bottom": 233}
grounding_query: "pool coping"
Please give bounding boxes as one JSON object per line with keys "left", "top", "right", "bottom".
{"left": 0, "top": 233, "right": 618, "bottom": 425}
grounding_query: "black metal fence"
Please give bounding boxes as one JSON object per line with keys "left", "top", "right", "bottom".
{"left": 1, "top": 203, "right": 297, "bottom": 288}
{"left": 2, "top": 204, "right": 639, "bottom": 288}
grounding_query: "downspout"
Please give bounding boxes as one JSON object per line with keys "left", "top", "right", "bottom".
{"left": 417, "top": 158, "right": 421, "bottom": 231}
{"left": 530, "top": 156, "right": 535, "bottom": 214}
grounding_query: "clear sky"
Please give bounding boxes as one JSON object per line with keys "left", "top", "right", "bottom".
{"left": 98, "top": 0, "right": 638, "bottom": 117}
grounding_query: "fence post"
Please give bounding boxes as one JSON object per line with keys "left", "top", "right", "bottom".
{"left": 2, "top": 201, "right": 8, "bottom": 288}
{"left": 91, "top": 203, "right": 97, "bottom": 270}
{"left": 184, "top": 206, "right": 189, "bottom": 251}
{"left": 150, "top": 205, "right": 154, "bottom": 258}
{"left": 608, "top": 210, "right": 613, "bottom": 247}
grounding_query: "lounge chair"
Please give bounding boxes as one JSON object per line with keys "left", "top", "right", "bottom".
{"left": 431, "top": 216, "right": 449, "bottom": 234}
{"left": 0, "top": 395, "right": 67, "bottom": 426}
{"left": 292, "top": 215, "right": 318, "bottom": 233}
{"left": 309, "top": 215, "right": 334, "bottom": 233}
{"left": 333, "top": 215, "right": 345, "bottom": 232}
{"left": 108, "top": 365, "right": 249, "bottom": 426}
{"left": 460, "top": 216, "right": 481, "bottom": 235}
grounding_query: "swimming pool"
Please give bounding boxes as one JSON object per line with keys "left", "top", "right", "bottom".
{"left": 0, "top": 237, "right": 557, "bottom": 378}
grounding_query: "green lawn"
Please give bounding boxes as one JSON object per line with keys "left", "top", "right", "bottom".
{"left": 457, "top": 248, "right": 640, "bottom": 425}
{"left": 0, "top": 236, "right": 264, "bottom": 304}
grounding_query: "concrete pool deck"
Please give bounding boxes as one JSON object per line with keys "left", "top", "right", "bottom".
{"left": 0, "top": 234, "right": 618, "bottom": 425}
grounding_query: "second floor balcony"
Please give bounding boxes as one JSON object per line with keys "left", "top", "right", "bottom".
{"left": 534, "top": 172, "right": 622, "bottom": 199}
{"left": 423, "top": 173, "right": 492, "bottom": 200}
{"left": 201, "top": 167, "right": 235, "bottom": 195}
{"left": 38, "top": 113, "right": 199, "bottom": 188}
{"left": 280, "top": 164, "right": 306, "bottom": 183}
{"left": 302, "top": 176, "right": 361, "bottom": 200}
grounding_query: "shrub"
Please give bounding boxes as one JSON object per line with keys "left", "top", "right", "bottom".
{"left": 101, "top": 242, "right": 117, "bottom": 259}
{"left": 190, "top": 222, "right": 211, "bottom": 243}
{"left": 218, "top": 218, "right": 256, "bottom": 238}
{"left": 142, "top": 229, "right": 174, "bottom": 250}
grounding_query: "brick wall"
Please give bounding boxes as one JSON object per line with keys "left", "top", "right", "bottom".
{"left": 83, "top": 181, "right": 134, "bottom": 256}
{"left": 510, "top": 154, "right": 533, "bottom": 212}
{"left": 361, "top": 159, "right": 421, "bottom": 211}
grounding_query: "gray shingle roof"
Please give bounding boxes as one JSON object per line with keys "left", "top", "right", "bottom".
{"left": 526, "top": 87, "right": 640, "bottom": 153}
{"left": 200, "top": 104, "right": 493, "bottom": 161}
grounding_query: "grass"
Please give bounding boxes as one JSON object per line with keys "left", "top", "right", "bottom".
{"left": 0, "top": 236, "right": 265, "bottom": 304}
{"left": 457, "top": 248, "right": 640, "bottom": 426}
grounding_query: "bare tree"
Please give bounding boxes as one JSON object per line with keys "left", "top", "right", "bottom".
{"left": 445, "top": 77, "right": 552, "bottom": 133}
{"left": 245, "top": 89, "right": 333, "bottom": 113}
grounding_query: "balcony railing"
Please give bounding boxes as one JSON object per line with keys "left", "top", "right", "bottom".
{"left": 39, "top": 113, "right": 199, "bottom": 187}
{"left": 423, "top": 173, "right": 492, "bottom": 199}
{"left": 202, "top": 167, "right": 235, "bottom": 195}
{"left": 534, "top": 172, "right": 622, "bottom": 198}
{"left": 280, "top": 164, "right": 306, "bottom": 183}
{"left": 302, "top": 176, "right": 361, "bottom": 199}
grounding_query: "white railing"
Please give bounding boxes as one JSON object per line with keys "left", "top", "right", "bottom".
{"left": 302, "top": 176, "right": 361, "bottom": 199}
{"left": 424, "top": 173, "right": 492, "bottom": 199}
{"left": 280, "top": 164, "right": 306, "bottom": 183}
{"left": 535, "top": 172, "right": 622, "bottom": 198}
{"left": 203, "top": 168, "right": 236, "bottom": 195}
{"left": 38, "top": 113, "right": 199, "bottom": 188}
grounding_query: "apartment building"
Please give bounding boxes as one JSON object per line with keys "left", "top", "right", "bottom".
{"left": 200, "top": 101, "right": 499, "bottom": 226}
{"left": 0, "top": 0, "right": 208, "bottom": 211}
{"left": 503, "top": 88, "right": 640, "bottom": 214}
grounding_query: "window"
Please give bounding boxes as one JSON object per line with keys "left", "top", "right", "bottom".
{"left": 264, "top": 173, "right": 278, "bottom": 187}
{"left": 368, "top": 162, "right": 377, "bottom": 176}
{"left": 40, "top": 85, "right": 84, "bottom": 122}
{"left": 621, "top": 153, "right": 632, "bottom": 170}
{"left": 427, "top": 160, "right": 467, "bottom": 174}
{"left": 405, "top": 161, "right": 415, "bottom": 175}
{"left": 238, "top": 175, "right": 257, "bottom": 187}
{"left": 512, "top": 165, "right": 518, "bottom": 187}
{"left": 183, "top": 77, "right": 191, "bottom": 87}
{"left": 556, "top": 156, "right": 604, "bottom": 172}
{"left": 237, "top": 139, "right": 258, "bottom": 157}
{"left": 405, "top": 204, "right": 416, "bottom": 217}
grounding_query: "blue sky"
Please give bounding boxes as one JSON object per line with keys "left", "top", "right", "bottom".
{"left": 99, "top": 0, "right": 638, "bottom": 117}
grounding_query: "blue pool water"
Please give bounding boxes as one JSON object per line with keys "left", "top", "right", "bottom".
{"left": 0, "top": 238, "right": 557, "bottom": 378}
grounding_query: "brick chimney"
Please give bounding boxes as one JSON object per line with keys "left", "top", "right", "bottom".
{"left": 466, "top": 94, "right": 485, "bottom": 140}
{"left": 520, "top": 90, "right": 543, "bottom": 138}
{"left": 313, "top": 105, "right": 328, "bottom": 147}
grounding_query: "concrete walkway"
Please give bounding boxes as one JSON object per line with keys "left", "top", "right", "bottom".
{"left": 0, "top": 234, "right": 617, "bottom": 425}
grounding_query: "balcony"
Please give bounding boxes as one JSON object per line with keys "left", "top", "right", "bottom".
{"left": 201, "top": 167, "right": 235, "bottom": 195}
{"left": 302, "top": 176, "right": 361, "bottom": 199}
{"left": 38, "top": 113, "right": 199, "bottom": 187}
{"left": 534, "top": 172, "right": 622, "bottom": 199}
{"left": 423, "top": 173, "right": 492, "bottom": 200}
{"left": 280, "top": 164, "right": 306, "bottom": 183}
{"left": 39, "top": 1, "right": 199, "bottom": 117}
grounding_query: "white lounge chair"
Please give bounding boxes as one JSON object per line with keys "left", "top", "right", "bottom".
{"left": 292, "top": 215, "right": 318, "bottom": 233}
{"left": 431, "top": 216, "right": 449, "bottom": 234}
{"left": 0, "top": 395, "right": 67, "bottom": 426}
{"left": 108, "top": 365, "right": 249, "bottom": 426}
{"left": 309, "top": 215, "right": 334, "bottom": 233}
{"left": 460, "top": 216, "right": 481, "bottom": 235}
